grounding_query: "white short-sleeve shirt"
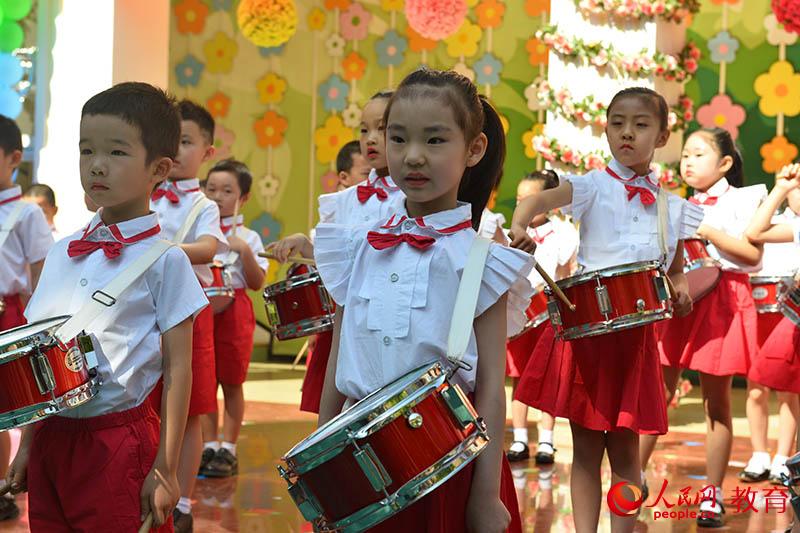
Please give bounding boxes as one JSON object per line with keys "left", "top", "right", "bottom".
{"left": 24, "top": 211, "right": 209, "bottom": 418}
{"left": 151, "top": 178, "right": 228, "bottom": 285}
{"left": 690, "top": 177, "right": 767, "bottom": 273}
{"left": 0, "top": 186, "right": 54, "bottom": 296}
{"left": 478, "top": 208, "right": 507, "bottom": 241}
{"left": 317, "top": 169, "right": 406, "bottom": 225}
{"left": 757, "top": 209, "right": 799, "bottom": 277}
{"left": 526, "top": 216, "right": 580, "bottom": 286}
{"left": 314, "top": 202, "right": 535, "bottom": 400}
{"left": 565, "top": 159, "right": 704, "bottom": 272}
{"left": 216, "top": 215, "right": 268, "bottom": 289}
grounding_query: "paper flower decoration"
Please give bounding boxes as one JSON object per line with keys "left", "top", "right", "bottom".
{"left": 405, "top": 0, "right": 468, "bottom": 40}
{"left": 319, "top": 74, "right": 350, "bottom": 111}
{"left": 474, "top": 53, "right": 503, "bottom": 85}
{"left": 526, "top": 37, "right": 548, "bottom": 66}
{"left": 206, "top": 92, "right": 231, "bottom": 118}
{"left": 342, "top": 51, "right": 367, "bottom": 81}
{"left": 375, "top": 30, "right": 408, "bottom": 67}
{"left": 320, "top": 171, "right": 340, "bottom": 193}
{"left": 476, "top": 0, "right": 506, "bottom": 29}
{"left": 237, "top": 0, "right": 298, "bottom": 48}
{"left": 696, "top": 95, "right": 746, "bottom": 139}
{"left": 444, "top": 20, "right": 482, "bottom": 58}
{"left": 707, "top": 31, "right": 739, "bottom": 64}
{"left": 324, "top": 0, "right": 352, "bottom": 9}
{"left": 406, "top": 25, "right": 437, "bottom": 52}
{"left": 340, "top": 3, "right": 372, "bottom": 41}
{"left": 522, "top": 124, "right": 544, "bottom": 159}
{"left": 307, "top": 7, "right": 327, "bottom": 31}
{"left": 213, "top": 0, "right": 233, "bottom": 10}
{"left": 212, "top": 124, "right": 236, "bottom": 160}
{"left": 250, "top": 211, "right": 283, "bottom": 245}
{"left": 452, "top": 61, "right": 475, "bottom": 82}
{"left": 524, "top": 83, "right": 543, "bottom": 111}
{"left": 175, "top": 0, "right": 209, "bottom": 34}
{"left": 314, "top": 115, "right": 355, "bottom": 164}
{"left": 754, "top": 60, "right": 800, "bottom": 117}
{"left": 761, "top": 135, "right": 799, "bottom": 173}
{"left": 382, "top": 0, "right": 405, "bottom": 10}
{"left": 203, "top": 32, "right": 238, "bottom": 74}
{"left": 525, "top": 0, "right": 549, "bottom": 16}
{"left": 256, "top": 72, "right": 287, "bottom": 104}
{"left": 342, "top": 102, "right": 363, "bottom": 128}
{"left": 325, "top": 33, "right": 346, "bottom": 56}
{"left": 772, "top": 0, "right": 800, "bottom": 34}
{"left": 258, "top": 174, "right": 282, "bottom": 200}
{"left": 254, "top": 110, "right": 288, "bottom": 147}
{"left": 259, "top": 45, "right": 285, "bottom": 56}
{"left": 174, "top": 54, "right": 204, "bottom": 87}
{"left": 764, "top": 13, "right": 799, "bottom": 45}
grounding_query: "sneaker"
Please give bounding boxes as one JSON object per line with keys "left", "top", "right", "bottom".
{"left": 0, "top": 496, "right": 19, "bottom": 521}
{"left": 697, "top": 499, "right": 725, "bottom": 528}
{"left": 173, "top": 508, "right": 193, "bottom": 533}
{"left": 534, "top": 442, "right": 555, "bottom": 464}
{"left": 203, "top": 448, "right": 239, "bottom": 478}
{"left": 198, "top": 447, "right": 216, "bottom": 476}
{"left": 506, "top": 441, "right": 529, "bottom": 462}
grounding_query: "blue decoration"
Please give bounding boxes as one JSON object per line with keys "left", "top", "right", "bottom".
{"left": 0, "top": 53, "right": 22, "bottom": 86}
{"left": 375, "top": 30, "right": 408, "bottom": 67}
{"left": 174, "top": 54, "right": 204, "bottom": 87}
{"left": 318, "top": 74, "right": 349, "bottom": 112}
{"left": 0, "top": 88, "right": 22, "bottom": 118}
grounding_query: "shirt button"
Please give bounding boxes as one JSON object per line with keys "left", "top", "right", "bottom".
{"left": 98, "top": 228, "right": 108, "bottom": 237}
{"left": 403, "top": 221, "right": 414, "bottom": 231}
{"left": 390, "top": 273, "right": 399, "bottom": 282}
{"left": 80, "top": 279, "right": 88, "bottom": 287}
{"left": 630, "top": 245, "right": 636, "bottom": 250}
{"left": 383, "top": 336, "right": 391, "bottom": 346}
{"left": 633, "top": 216, "right": 639, "bottom": 222}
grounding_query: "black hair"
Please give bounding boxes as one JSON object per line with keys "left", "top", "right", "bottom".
{"left": 607, "top": 87, "right": 669, "bottom": 131}
{"left": 371, "top": 90, "right": 394, "bottom": 101}
{"left": 207, "top": 158, "right": 253, "bottom": 196}
{"left": 522, "top": 169, "right": 559, "bottom": 191}
{"left": 177, "top": 99, "right": 215, "bottom": 145}
{"left": 82, "top": 82, "right": 180, "bottom": 163}
{"left": 0, "top": 114, "right": 22, "bottom": 154}
{"left": 693, "top": 127, "right": 744, "bottom": 187}
{"left": 384, "top": 68, "right": 506, "bottom": 230}
{"left": 336, "top": 140, "right": 362, "bottom": 174}
{"left": 24, "top": 183, "right": 56, "bottom": 207}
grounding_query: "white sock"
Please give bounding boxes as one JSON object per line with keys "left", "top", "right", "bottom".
{"left": 539, "top": 429, "right": 553, "bottom": 445}
{"left": 772, "top": 454, "right": 789, "bottom": 475}
{"left": 509, "top": 441, "right": 527, "bottom": 453}
{"left": 203, "top": 441, "right": 220, "bottom": 452}
{"left": 221, "top": 441, "right": 237, "bottom": 455}
{"left": 699, "top": 486, "right": 723, "bottom": 513}
{"left": 176, "top": 497, "right": 192, "bottom": 515}
{"left": 746, "top": 451, "right": 771, "bottom": 472}
{"left": 513, "top": 428, "right": 529, "bottom": 444}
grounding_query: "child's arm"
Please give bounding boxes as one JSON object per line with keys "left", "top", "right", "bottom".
{"left": 317, "top": 307, "right": 346, "bottom": 427}
{"left": 745, "top": 164, "right": 800, "bottom": 244}
{"left": 697, "top": 224, "right": 763, "bottom": 266}
{"left": 228, "top": 236, "right": 266, "bottom": 291}
{"left": 6, "top": 423, "right": 38, "bottom": 494}
{"left": 667, "top": 240, "right": 692, "bottom": 317}
{"left": 509, "top": 182, "right": 574, "bottom": 251}
{"left": 29, "top": 259, "right": 44, "bottom": 291}
{"left": 467, "top": 294, "right": 512, "bottom": 533}
{"left": 266, "top": 233, "right": 315, "bottom": 262}
{"left": 140, "top": 317, "right": 193, "bottom": 526}
{"left": 179, "top": 235, "right": 218, "bottom": 265}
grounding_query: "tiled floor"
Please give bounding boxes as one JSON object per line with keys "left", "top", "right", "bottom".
{"left": 1, "top": 364, "right": 797, "bottom": 532}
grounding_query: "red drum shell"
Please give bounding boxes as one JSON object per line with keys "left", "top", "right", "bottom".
{"left": 683, "top": 239, "right": 721, "bottom": 302}
{"left": 751, "top": 276, "right": 791, "bottom": 314}
{"left": 263, "top": 266, "right": 335, "bottom": 340}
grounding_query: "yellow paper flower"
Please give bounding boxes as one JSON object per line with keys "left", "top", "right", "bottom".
{"left": 203, "top": 31, "right": 238, "bottom": 74}
{"left": 466, "top": 0, "right": 479, "bottom": 6}
{"left": 444, "top": 20, "right": 482, "bottom": 59}
{"left": 314, "top": 115, "right": 355, "bottom": 164}
{"left": 754, "top": 61, "right": 800, "bottom": 117}
{"left": 499, "top": 114, "right": 509, "bottom": 135}
{"left": 256, "top": 72, "right": 287, "bottom": 104}
{"left": 237, "top": 0, "right": 298, "bottom": 48}
{"left": 761, "top": 135, "right": 799, "bottom": 173}
{"left": 307, "top": 7, "right": 327, "bottom": 30}
{"left": 522, "top": 124, "right": 544, "bottom": 159}
{"left": 381, "top": 0, "right": 404, "bottom": 10}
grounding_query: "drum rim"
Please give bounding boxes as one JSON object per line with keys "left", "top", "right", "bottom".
{"left": 750, "top": 275, "right": 794, "bottom": 284}
{"left": 685, "top": 258, "right": 722, "bottom": 271}
{"left": 204, "top": 287, "right": 236, "bottom": 298}
{"left": 0, "top": 375, "right": 100, "bottom": 431}
{"left": 272, "top": 316, "right": 335, "bottom": 341}
{"left": 756, "top": 305, "right": 783, "bottom": 314}
{"left": 781, "top": 302, "right": 800, "bottom": 327}
{"left": 510, "top": 312, "right": 549, "bottom": 340}
{"left": 557, "top": 260, "right": 663, "bottom": 290}
{"left": 263, "top": 271, "right": 322, "bottom": 297}
{"left": 0, "top": 315, "right": 71, "bottom": 364}
{"left": 559, "top": 307, "right": 672, "bottom": 340}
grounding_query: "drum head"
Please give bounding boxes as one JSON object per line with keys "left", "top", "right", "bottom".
{"left": 686, "top": 267, "right": 721, "bottom": 302}
{"left": 0, "top": 316, "right": 69, "bottom": 347}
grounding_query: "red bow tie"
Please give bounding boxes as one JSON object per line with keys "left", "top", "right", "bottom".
{"left": 67, "top": 239, "right": 123, "bottom": 259}
{"left": 220, "top": 222, "right": 242, "bottom": 233}
{"left": 367, "top": 231, "right": 435, "bottom": 251}
{"left": 533, "top": 228, "right": 554, "bottom": 244}
{"left": 625, "top": 185, "right": 656, "bottom": 206}
{"left": 689, "top": 195, "right": 718, "bottom": 206}
{"left": 357, "top": 184, "right": 388, "bottom": 204}
{"left": 151, "top": 187, "right": 180, "bottom": 204}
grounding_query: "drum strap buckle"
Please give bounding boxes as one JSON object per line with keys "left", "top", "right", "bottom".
{"left": 91, "top": 290, "right": 117, "bottom": 307}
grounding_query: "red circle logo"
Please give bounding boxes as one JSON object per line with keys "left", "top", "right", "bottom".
{"left": 607, "top": 481, "right": 644, "bottom": 516}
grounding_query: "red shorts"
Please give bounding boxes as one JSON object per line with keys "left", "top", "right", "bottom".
{"left": 28, "top": 402, "right": 172, "bottom": 532}
{"left": 0, "top": 294, "right": 25, "bottom": 331}
{"left": 213, "top": 289, "right": 256, "bottom": 385}
{"left": 189, "top": 306, "right": 217, "bottom": 416}
{"left": 300, "top": 330, "right": 333, "bottom": 414}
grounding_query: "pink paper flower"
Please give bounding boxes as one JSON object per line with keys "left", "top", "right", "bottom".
{"left": 340, "top": 2, "right": 371, "bottom": 41}
{"left": 697, "top": 94, "right": 746, "bottom": 139}
{"left": 405, "top": 0, "right": 467, "bottom": 40}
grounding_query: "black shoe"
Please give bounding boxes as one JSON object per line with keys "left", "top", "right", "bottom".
{"left": 506, "top": 441, "right": 529, "bottom": 462}
{"left": 738, "top": 468, "right": 769, "bottom": 483}
{"left": 0, "top": 496, "right": 19, "bottom": 521}
{"left": 534, "top": 442, "right": 555, "bottom": 464}
{"left": 203, "top": 448, "right": 239, "bottom": 477}
{"left": 642, "top": 480, "right": 649, "bottom": 502}
{"left": 198, "top": 447, "right": 216, "bottom": 476}
{"left": 173, "top": 509, "right": 193, "bottom": 533}
{"left": 697, "top": 502, "right": 725, "bottom": 528}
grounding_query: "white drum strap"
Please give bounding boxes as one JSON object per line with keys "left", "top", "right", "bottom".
{"left": 656, "top": 188, "right": 669, "bottom": 263}
{"left": 54, "top": 240, "right": 174, "bottom": 344}
{"left": 173, "top": 195, "right": 207, "bottom": 245}
{"left": 0, "top": 202, "right": 26, "bottom": 250}
{"left": 446, "top": 236, "right": 492, "bottom": 367}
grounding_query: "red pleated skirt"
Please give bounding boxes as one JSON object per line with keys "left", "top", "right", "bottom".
{"left": 515, "top": 324, "right": 668, "bottom": 435}
{"left": 658, "top": 271, "right": 756, "bottom": 376}
{"left": 300, "top": 330, "right": 333, "bottom": 414}
{"left": 506, "top": 322, "right": 548, "bottom": 378}
{"left": 748, "top": 315, "right": 800, "bottom": 393}
{"left": 0, "top": 294, "right": 25, "bottom": 331}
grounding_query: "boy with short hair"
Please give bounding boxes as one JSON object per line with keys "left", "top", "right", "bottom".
{"left": 335, "top": 140, "right": 370, "bottom": 190}
{"left": 7, "top": 82, "right": 208, "bottom": 531}
{"left": 23, "top": 183, "right": 60, "bottom": 238}
{"left": 150, "top": 99, "right": 226, "bottom": 532}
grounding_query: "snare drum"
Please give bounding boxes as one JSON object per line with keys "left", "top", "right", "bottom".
{"left": 547, "top": 261, "right": 672, "bottom": 340}
{"left": 750, "top": 276, "right": 792, "bottom": 314}
{"left": 279, "top": 361, "right": 487, "bottom": 532}
{"left": 511, "top": 285, "right": 549, "bottom": 339}
{"left": 263, "top": 264, "right": 335, "bottom": 340}
{"left": 205, "top": 261, "right": 235, "bottom": 314}
{"left": 780, "top": 279, "right": 800, "bottom": 327}
{"left": 0, "top": 316, "right": 100, "bottom": 430}
{"left": 684, "top": 238, "right": 722, "bottom": 302}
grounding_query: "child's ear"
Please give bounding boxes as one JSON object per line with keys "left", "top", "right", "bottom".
{"left": 656, "top": 129, "right": 670, "bottom": 149}
{"left": 153, "top": 156, "right": 173, "bottom": 181}
{"left": 337, "top": 171, "right": 350, "bottom": 187}
{"left": 718, "top": 154, "right": 734, "bottom": 175}
{"left": 240, "top": 192, "right": 250, "bottom": 205}
{"left": 9, "top": 149, "right": 22, "bottom": 168}
{"left": 466, "top": 132, "right": 488, "bottom": 168}
{"left": 203, "top": 143, "right": 216, "bottom": 162}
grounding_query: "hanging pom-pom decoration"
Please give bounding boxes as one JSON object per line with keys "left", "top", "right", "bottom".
{"left": 772, "top": 0, "right": 800, "bottom": 34}
{"left": 237, "top": 0, "right": 298, "bottom": 48}
{"left": 405, "top": 0, "right": 467, "bottom": 40}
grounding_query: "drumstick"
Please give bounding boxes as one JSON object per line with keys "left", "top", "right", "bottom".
{"left": 535, "top": 263, "right": 575, "bottom": 311}
{"left": 138, "top": 512, "right": 154, "bottom": 533}
{"left": 259, "top": 252, "right": 317, "bottom": 266}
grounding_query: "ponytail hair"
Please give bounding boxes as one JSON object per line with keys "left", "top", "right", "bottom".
{"left": 695, "top": 127, "right": 744, "bottom": 187}
{"left": 383, "top": 67, "right": 507, "bottom": 229}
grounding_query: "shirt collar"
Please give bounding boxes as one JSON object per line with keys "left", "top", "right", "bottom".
{"left": 163, "top": 178, "right": 201, "bottom": 193}
{"left": 606, "top": 158, "right": 659, "bottom": 188}
{"left": 81, "top": 210, "right": 161, "bottom": 243}
{"left": 703, "top": 177, "right": 730, "bottom": 197}
{"left": 368, "top": 168, "right": 399, "bottom": 190}
{"left": 380, "top": 201, "right": 473, "bottom": 234}
{"left": 220, "top": 214, "right": 244, "bottom": 232}
{"left": 0, "top": 185, "right": 22, "bottom": 204}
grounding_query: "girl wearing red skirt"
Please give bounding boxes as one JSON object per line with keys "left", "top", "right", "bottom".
{"left": 643, "top": 128, "right": 766, "bottom": 527}
{"left": 506, "top": 170, "right": 578, "bottom": 464}
{"left": 510, "top": 87, "right": 701, "bottom": 533}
